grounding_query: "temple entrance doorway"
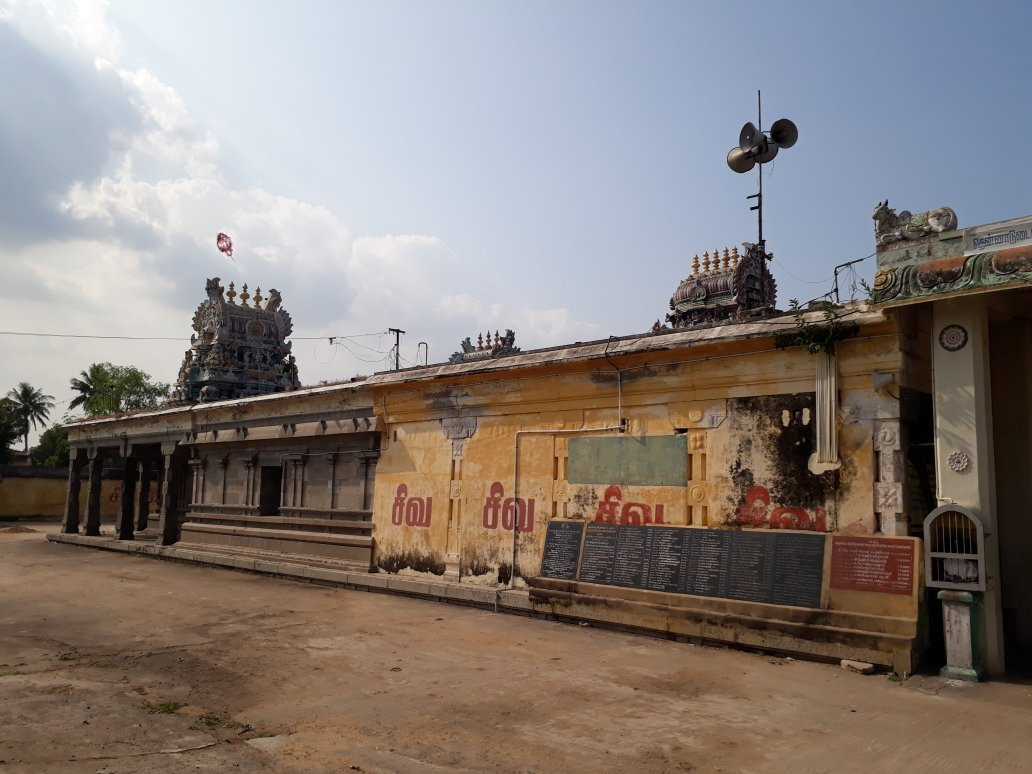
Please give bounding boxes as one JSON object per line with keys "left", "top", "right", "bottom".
{"left": 259, "top": 466, "right": 283, "bottom": 516}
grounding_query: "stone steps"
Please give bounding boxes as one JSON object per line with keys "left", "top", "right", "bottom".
{"left": 185, "top": 511, "right": 373, "bottom": 534}
{"left": 179, "top": 521, "right": 374, "bottom": 566}
{"left": 528, "top": 577, "right": 920, "bottom": 673}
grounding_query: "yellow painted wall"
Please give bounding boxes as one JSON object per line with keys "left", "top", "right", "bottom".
{"left": 0, "top": 475, "right": 125, "bottom": 520}
{"left": 370, "top": 322, "right": 904, "bottom": 581}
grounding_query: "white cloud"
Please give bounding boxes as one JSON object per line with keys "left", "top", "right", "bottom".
{"left": 0, "top": 1, "right": 596, "bottom": 438}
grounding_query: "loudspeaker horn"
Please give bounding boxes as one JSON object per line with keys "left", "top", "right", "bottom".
{"left": 769, "top": 118, "right": 798, "bottom": 149}
{"left": 738, "top": 122, "right": 760, "bottom": 152}
{"left": 727, "top": 147, "right": 756, "bottom": 174}
{"left": 755, "top": 140, "right": 779, "bottom": 164}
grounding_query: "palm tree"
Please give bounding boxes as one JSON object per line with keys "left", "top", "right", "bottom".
{"left": 69, "top": 364, "right": 105, "bottom": 413}
{"left": 6, "top": 382, "right": 55, "bottom": 452}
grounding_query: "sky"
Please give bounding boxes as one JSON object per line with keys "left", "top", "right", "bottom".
{"left": 2, "top": 0, "right": 1031, "bottom": 443}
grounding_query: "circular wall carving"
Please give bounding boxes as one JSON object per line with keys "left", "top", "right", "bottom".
{"left": 939, "top": 324, "right": 968, "bottom": 352}
{"left": 947, "top": 451, "right": 970, "bottom": 473}
{"left": 689, "top": 484, "right": 706, "bottom": 502}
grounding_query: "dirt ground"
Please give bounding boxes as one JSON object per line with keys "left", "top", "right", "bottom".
{"left": 2, "top": 520, "right": 1032, "bottom": 773}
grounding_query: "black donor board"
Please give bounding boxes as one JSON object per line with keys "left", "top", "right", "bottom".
{"left": 542, "top": 522, "right": 826, "bottom": 609}
{"left": 538, "top": 520, "right": 587, "bottom": 580}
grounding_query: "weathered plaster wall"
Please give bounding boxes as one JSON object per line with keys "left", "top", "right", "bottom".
{"left": 0, "top": 470, "right": 123, "bottom": 519}
{"left": 370, "top": 319, "right": 903, "bottom": 581}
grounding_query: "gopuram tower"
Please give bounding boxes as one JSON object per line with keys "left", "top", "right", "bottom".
{"left": 168, "top": 277, "right": 301, "bottom": 405}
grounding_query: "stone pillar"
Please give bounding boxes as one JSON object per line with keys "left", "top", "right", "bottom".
{"left": 280, "top": 460, "right": 288, "bottom": 508}
{"left": 357, "top": 451, "right": 379, "bottom": 511}
{"left": 244, "top": 457, "right": 256, "bottom": 507}
{"left": 219, "top": 455, "right": 229, "bottom": 505}
{"left": 155, "top": 443, "right": 180, "bottom": 546}
{"left": 932, "top": 298, "right": 1004, "bottom": 674}
{"left": 874, "top": 420, "right": 907, "bottom": 536}
{"left": 61, "top": 449, "right": 85, "bottom": 534}
{"left": 939, "top": 590, "right": 985, "bottom": 681}
{"left": 84, "top": 448, "right": 104, "bottom": 536}
{"left": 282, "top": 455, "right": 305, "bottom": 507}
{"left": 136, "top": 457, "right": 152, "bottom": 531}
{"left": 189, "top": 458, "right": 206, "bottom": 504}
{"left": 118, "top": 456, "right": 139, "bottom": 540}
{"left": 327, "top": 453, "right": 339, "bottom": 509}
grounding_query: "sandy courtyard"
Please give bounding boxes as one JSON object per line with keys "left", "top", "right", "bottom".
{"left": 2, "top": 521, "right": 1031, "bottom": 773}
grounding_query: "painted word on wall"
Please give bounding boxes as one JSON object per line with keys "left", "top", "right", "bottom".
{"left": 594, "top": 485, "right": 666, "bottom": 525}
{"left": 391, "top": 484, "right": 432, "bottom": 528}
{"left": 734, "top": 484, "right": 827, "bottom": 531}
{"left": 482, "top": 482, "right": 535, "bottom": 532}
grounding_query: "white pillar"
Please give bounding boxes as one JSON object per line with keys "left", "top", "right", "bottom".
{"left": 932, "top": 298, "right": 1004, "bottom": 674}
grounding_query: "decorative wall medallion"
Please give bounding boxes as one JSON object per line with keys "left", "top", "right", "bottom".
{"left": 947, "top": 451, "right": 970, "bottom": 473}
{"left": 875, "top": 426, "right": 898, "bottom": 449}
{"left": 449, "top": 481, "right": 461, "bottom": 498}
{"left": 939, "top": 324, "right": 968, "bottom": 352}
{"left": 689, "top": 484, "right": 706, "bottom": 502}
{"left": 688, "top": 408, "right": 703, "bottom": 422}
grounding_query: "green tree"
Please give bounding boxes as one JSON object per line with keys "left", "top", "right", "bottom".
{"left": 5, "top": 382, "right": 55, "bottom": 452}
{"left": 0, "top": 398, "right": 21, "bottom": 464}
{"left": 31, "top": 423, "right": 70, "bottom": 467}
{"left": 69, "top": 363, "right": 170, "bottom": 416}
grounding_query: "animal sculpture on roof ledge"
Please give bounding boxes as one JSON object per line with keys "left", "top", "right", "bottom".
{"left": 873, "top": 201, "right": 958, "bottom": 247}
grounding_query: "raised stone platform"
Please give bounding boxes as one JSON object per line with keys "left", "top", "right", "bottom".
{"left": 46, "top": 532, "right": 532, "bottom": 613}
{"left": 180, "top": 506, "right": 375, "bottom": 568}
{"left": 528, "top": 576, "right": 919, "bottom": 673}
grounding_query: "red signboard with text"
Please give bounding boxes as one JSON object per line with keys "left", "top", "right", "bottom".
{"left": 830, "top": 536, "right": 915, "bottom": 596}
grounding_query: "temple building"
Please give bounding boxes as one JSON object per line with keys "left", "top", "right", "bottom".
{"left": 54, "top": 205, "right": 1032, "bottom": 677}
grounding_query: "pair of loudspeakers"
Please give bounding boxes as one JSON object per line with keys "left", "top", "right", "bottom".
{"left": 727, "top": 118, "right": 798, "bottom": 173}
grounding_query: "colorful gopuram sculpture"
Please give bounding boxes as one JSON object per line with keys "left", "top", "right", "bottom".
{"left": 169, "top": 277, "right": 300, "bottom": 404}
{"left": 659, "top": 243, "right": 778, "bottom": 329}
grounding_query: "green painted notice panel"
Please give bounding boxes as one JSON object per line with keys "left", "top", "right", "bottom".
{"left": 567, "top": 436, "right": 688, "bottom": 487}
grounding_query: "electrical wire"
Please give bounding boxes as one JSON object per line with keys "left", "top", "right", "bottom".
{"left": 770, "top": 258, "right": 832, "bottom": 285}
{"left": 0, "top": 329, "right": 389, "bottom": 342}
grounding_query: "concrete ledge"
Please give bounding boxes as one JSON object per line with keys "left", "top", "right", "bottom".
{"left": 45, "top": 533, "right": 528, "bottom": 616}
{"left": 185, "top": 511, "right": 374, "bottom": 533}
{"left": 181, "top": 522, "right": 373, "bottom": 547}
{"left": 529, "top": 583, "right": 914, "bottom": 673}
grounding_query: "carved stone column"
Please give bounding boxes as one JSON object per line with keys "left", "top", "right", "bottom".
{"left": 61, "top": 449, "right": 85, "bottom": 534}
{"left": 219, "top": 455, "right": 229, "bottom": 505}
{"left": 357, "top": 450, "right": 379, "bottom": 511}
{"left": 327, "top": 453, "right": 339, "bottom": 509}
{"left": 874, "top": 420, "right": 907, "bottom": 536}
{"left": 282, "top": 454, "right": 305, "bottom": 508}
{"left": 156, "top": 443, "right": 180, "bottom": 546}
{"left": 84, "top": 448, "right": 105, "bottom": 536}
{"left": 188, "top": 458, "right": 206, "bottom": 505}
{"left": 136, "top": 457, "right": 152, "bottom": 531}
{"left": 243, "top": 457, "right": 257, "bottom": 508}
{"left": 118, "top": 456, "right": 139, "bottom": 540}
